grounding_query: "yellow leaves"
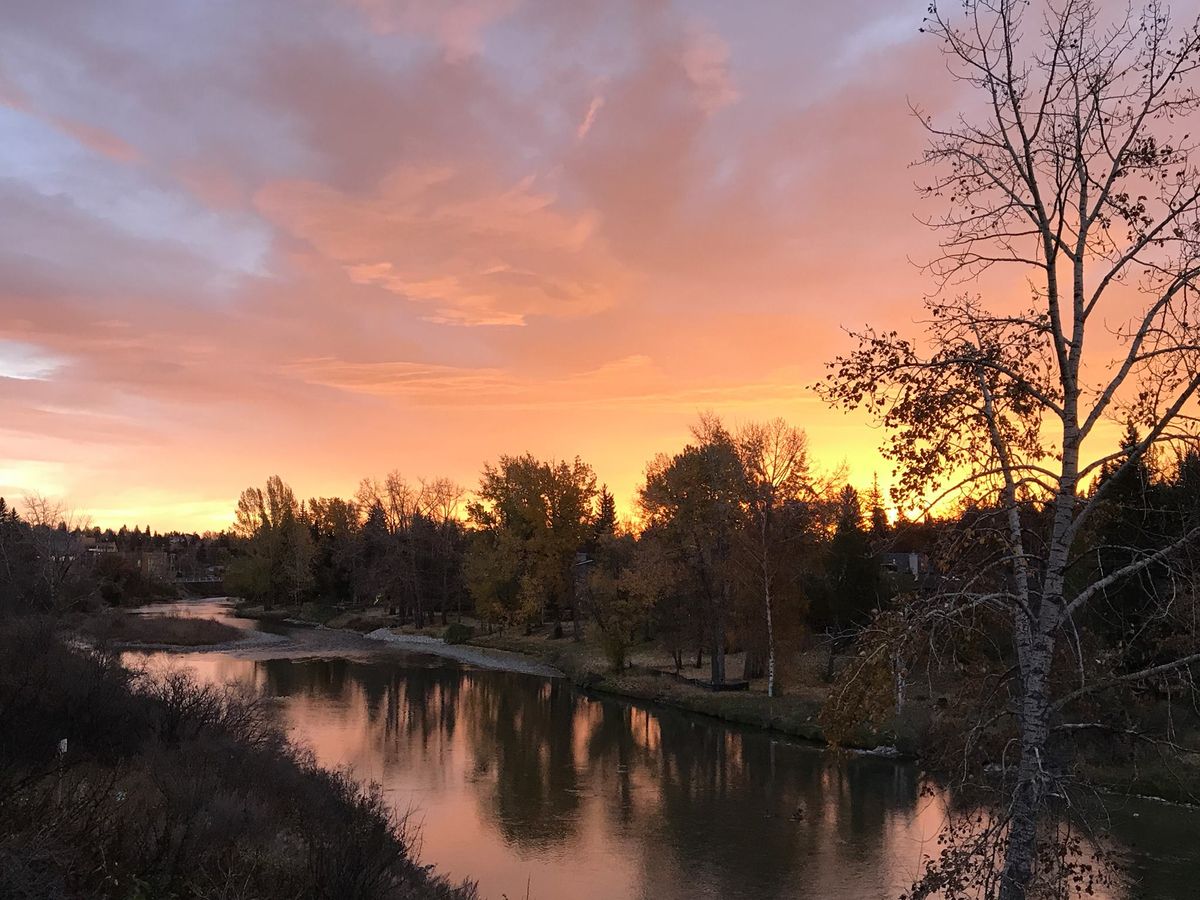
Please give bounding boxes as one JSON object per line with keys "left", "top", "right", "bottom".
{"left": 818, "top": 641, "right": 897, "bottom": 746}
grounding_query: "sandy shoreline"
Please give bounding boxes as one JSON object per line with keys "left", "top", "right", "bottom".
{"left": 362, "top": 628, "right": 565, "bottom": 677}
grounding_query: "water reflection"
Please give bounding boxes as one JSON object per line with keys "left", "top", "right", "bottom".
{"left": 126, "top": 648, "right": 1193, "bottom": 900}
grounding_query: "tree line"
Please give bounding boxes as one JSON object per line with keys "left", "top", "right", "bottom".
{"left": 0, "top": 415, "right": 938, "bottom": 699}
{"left": 225, "top": 473, "right": 471, "bottom": 626}
{"left": 220, "top": 414, "right": 932, "bottom": 689}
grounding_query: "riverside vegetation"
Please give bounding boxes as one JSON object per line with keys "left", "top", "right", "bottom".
{"left": 0, "top": 617, "right": 477, "bottom": 900}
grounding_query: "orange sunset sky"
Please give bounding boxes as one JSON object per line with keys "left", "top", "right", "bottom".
{"left": 0, "top": 0, "right": 1064, "bottom": 532}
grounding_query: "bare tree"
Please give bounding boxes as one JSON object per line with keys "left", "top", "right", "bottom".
{"left": 22, "top": 493, "right": 90, "bottom": 611}
{"left": 421, "top": 476, "right": 467, "bottom": 622}
{"left": 738, "top": 419, "right": 811, "bottom": 698}
{"left": 822, "top": 1, "right": 1200, "bottom": 897}
{"left": 358, "top": 472, "right": 430, "bottom": 623}
{"left": 356, "top": 472, "right": 424, "bottom": 536}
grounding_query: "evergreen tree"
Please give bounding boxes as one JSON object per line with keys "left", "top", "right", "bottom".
{"left": 866, "top": 475, "right": 889, "bottom": 540}
{"left": 817, "top": 486, "right": 880, "bottom": 632}
{"left": 594, "top": 485, "right": 617, "bottom": 539}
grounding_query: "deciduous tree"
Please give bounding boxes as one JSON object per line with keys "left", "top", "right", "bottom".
{"left": 822, "top": 2, "right": 1200, "bottom": 895}
{"left": 640, "top": 418, "right": 746, "bottom": 686}
{"left": 466, "top": 455, "right": 598, "bottom": 632}
{"left": 737, "top": 418, "right": 812, "bottom": 696}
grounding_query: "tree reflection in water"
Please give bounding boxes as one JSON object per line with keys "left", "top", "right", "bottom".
{"left": 131, "top": 650, "right": 1192, "bottom": 900}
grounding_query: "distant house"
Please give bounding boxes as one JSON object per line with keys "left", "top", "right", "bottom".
{"left": 880, "top": 551, "right": 926, "bottom": 579}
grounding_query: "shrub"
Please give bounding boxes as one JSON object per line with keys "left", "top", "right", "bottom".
{"left": 0, "top": 616, "right": 477, "bottom": 900}
{"left": 443, "top": 622, "right": 474, "bottom": 645}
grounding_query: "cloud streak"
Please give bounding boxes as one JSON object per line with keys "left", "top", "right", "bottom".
{"left": 257, "top": 166, "right": 620, "bottom": 325}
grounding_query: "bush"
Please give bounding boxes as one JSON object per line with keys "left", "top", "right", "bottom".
{"left": 0, "top": 616, "right": 477, "bottom": 900}
{"left": 599, "top": 627, "right": 632, "bottom": 673}
{"left": 443, "top": 622, "right": 474, "bottom": 644}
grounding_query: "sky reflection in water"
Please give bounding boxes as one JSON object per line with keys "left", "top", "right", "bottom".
{"left": 125, "top": 636, "right": 1195, "bottom": 900}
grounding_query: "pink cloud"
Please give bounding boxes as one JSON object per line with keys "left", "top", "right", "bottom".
{"left": 576, "top": 95, "right": 605, "bottom": 140}
{"left": 345, "top": 0, "right": 521, "bottom": 60}
{"left": 287, "top": 352, "right": 812, "bottom": 411}
{"left": 174, "top": 163, "right": 248, "bottom": 210}
{"left": 255, "top": 166, "right": 623, "bottom": 325}
{"left": 680, "top": 24, "right": 739, "bottom": 113}
{"left": 0, "top": 69, "right": 140, "bottom": 164}
{"left": 50, "top": 116, "right": 141, "bottom": 164}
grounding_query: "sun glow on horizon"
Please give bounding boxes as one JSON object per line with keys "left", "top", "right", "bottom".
{"left": 0, "top": 0, "right": 1024, "bottom": 533}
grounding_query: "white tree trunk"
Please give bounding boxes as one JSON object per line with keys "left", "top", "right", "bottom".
{"left": 1000, "top": 636, "right": 1054, "bottom": 900}
{"left": 762, "top": 509, "right": 776, "bottom": 698}
{"left": 765, "top": 576, "right": 776, "bottom": 698}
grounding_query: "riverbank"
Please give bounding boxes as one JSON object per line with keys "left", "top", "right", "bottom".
{"left": 463, "top": 629, "right": 837, "bottom": 745}
{"left": 363, "top": 629, "right": 565, "bottom": 677}
{"left": 355, "top": 620, "right": 844, "bottom": 747}
{"left": 62, "top": 606, "right": 298, "bottom": 655}
{"left": 0, "top": 616, "right": 477, "bottom": 900}
{"left": 230, "top": 606, "right": 851, "bottom": 745}
{"left": 208, "top": 602, "right": 1200, "bottom": 804}
{"left": 399, "top": 627, "right": 1200, "bottom": 801}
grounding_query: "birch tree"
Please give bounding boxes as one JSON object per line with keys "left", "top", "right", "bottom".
{"left": 822, "top": 1, "right": 1200, "bottom": 896}
{"left": 738, "top": 419, "right": 811, "bottom": 697}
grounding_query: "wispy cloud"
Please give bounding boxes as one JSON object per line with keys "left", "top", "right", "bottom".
{"left": 289, "top": 353, "right": 816, "bottom": 413}
{"left": 577, "top": 95, "right": 605, "bottom": 140}
{"left": 256, "top": 166, "right": 621, "bottom": 326}
{"left": 0, "top": 340, "right": 61, "bottom": 381}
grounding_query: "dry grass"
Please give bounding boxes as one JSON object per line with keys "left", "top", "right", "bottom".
{"left": 68, "top": 610, "right": 244, "bottom": 647}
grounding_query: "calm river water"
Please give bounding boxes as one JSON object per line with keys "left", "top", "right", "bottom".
{"left": 126, "top": 600, "right": 1199, "bottom": 900}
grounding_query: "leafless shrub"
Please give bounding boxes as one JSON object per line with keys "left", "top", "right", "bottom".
{"left": 0, "top": 617, "right": 477, "bottom": 899}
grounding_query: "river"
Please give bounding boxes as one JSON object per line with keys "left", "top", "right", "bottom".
{"left": 124, "top": 600, "right": 1199, "bottom": 900}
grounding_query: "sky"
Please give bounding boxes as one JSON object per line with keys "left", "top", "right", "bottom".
{"left": 0, "top": 0, "right": 970, "bottom": 532}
